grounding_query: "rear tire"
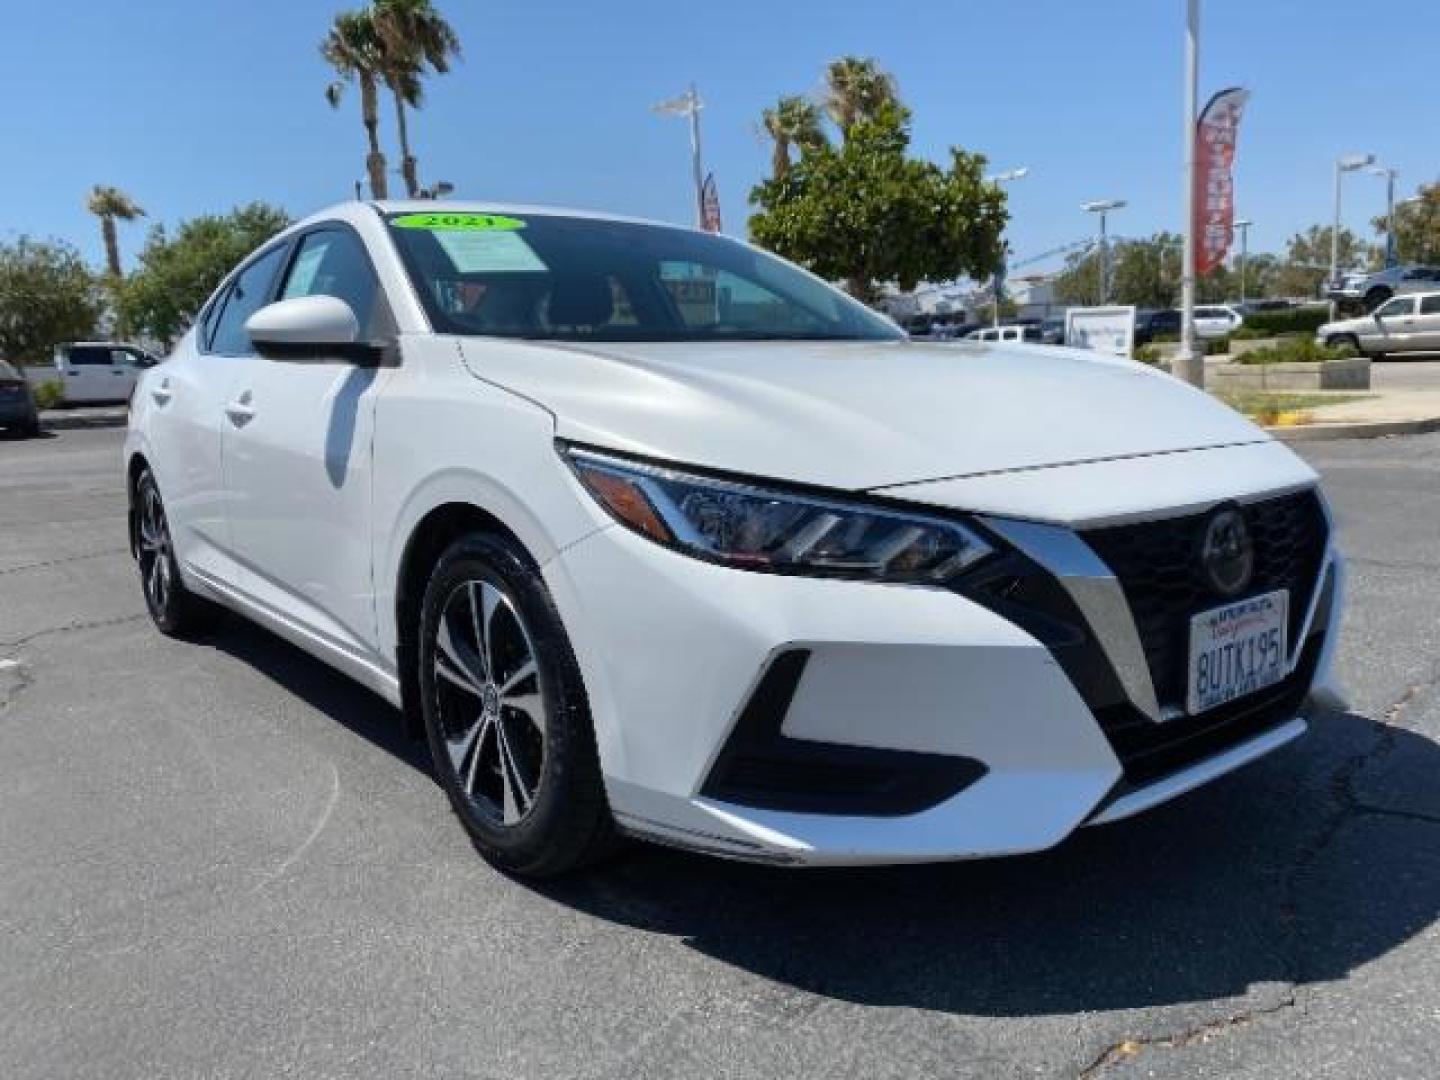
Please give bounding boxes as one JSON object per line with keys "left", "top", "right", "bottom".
{"left": 418, "top": 532, "right": 616, "bottom": 878}
{"left": 132, "top": 469, "right": 215, "bottom": 638}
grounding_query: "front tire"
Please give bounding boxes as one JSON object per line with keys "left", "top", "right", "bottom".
{"left": 418, "top": 533, "right": 615, "bottom": 877}
{"left": 132, "top": 468, "right": 214, "bottom": 637}
{"left": 1326, "top": 333, "right": 1361, "bottom": 355}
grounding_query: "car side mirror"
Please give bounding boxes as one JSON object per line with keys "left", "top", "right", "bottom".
{"left": 246, "top": 296, "right": 383, "bottom": 365}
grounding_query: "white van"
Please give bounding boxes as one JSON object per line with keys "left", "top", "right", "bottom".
{"left": 964, "top": 324, "right": 1043, "bottom": 344}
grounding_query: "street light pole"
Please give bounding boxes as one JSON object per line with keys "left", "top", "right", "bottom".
{"left": 1330, "top": 153, "right": 1375, "bottom": 319}
{"left": 1177, "top": 0, "right": 1202, "bottom": 388}
{"left": 653, "top": 84, "right": 707, "bottom": 227}
{"left": 1234, "top": 218, "right": 1252, "bottom": 303}
{"left": 1083, "top": 199, "right": 1125, "bottom": 304}
{"left": 1367, "top": 165, "right": 1399, "bottom": 267}
{"left": 986, "top": 167, "right": 1029, "bottom": 326}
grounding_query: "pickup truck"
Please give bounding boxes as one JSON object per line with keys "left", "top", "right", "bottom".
{"left": 24, "top": 342, "right": 159, "bottom": 405}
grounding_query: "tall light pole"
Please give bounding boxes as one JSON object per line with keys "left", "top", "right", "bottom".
{"left": 987, "top": 167, "right": 1029, "bottom": 325}
{"left": 1330, "top": 152, "right": 1375, "bottom": 318}
{"left": 1234, "top": 218, "right": 1252, "bottom": 303}
{"left": 1366, "top": 164, "right": 1399, "bottom": 267}
{"left": 653, "top": 84, "right": 706, "bottom": 227}
{"left": 1083, "top": 199, "right": 1126, "bottom": 303}
{"left": 1177, "top": 0, "right": 1202, "bottom": 388}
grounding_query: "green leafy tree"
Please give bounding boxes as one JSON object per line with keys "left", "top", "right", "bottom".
{"left": 1270, "top": 224, "right": 1376, "bottom": 298}
{"left": 0, "top": 238, "right": 101, "bottom": 365}
{"left": 760, "top": 95, "right": 827, "bottom": 182}
{"left": 1377, "top": 179, "right": 1440, "bottom": 265}
{"left": 373, "top": 0, "right": 462, "bottom": 197}
{"left": 749, "top": 103, "right": 1007, "bottom": 300}
{"left": 1052, "top": 233, "right": 1188, "bottom": 308}
{"left": 323, "top": 10, "right": 389, "bottom": 199}
{"left": 118, "top": 203, "right": 291, "bottom": 347}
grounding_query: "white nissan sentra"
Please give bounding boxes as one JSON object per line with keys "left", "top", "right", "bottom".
{"left": 125, "top": 202, "right": 1345, "bottom": 876}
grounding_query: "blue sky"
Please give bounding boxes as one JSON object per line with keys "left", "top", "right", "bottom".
{"left": 2, "top": 0, "right": 1434, "bottom": 277}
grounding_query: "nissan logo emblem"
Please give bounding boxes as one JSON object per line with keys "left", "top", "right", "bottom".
{"left": 1199, "top": 508, "right": 1254, "bottom": 597}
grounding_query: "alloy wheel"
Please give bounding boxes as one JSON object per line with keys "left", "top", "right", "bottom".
{"left": 432, "top": 578, "right": 548, "bottom": 827}
{"left": 136, "top": 479, "right": 174, "bottom": 615}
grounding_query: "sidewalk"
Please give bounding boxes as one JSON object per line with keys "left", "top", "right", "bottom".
{"left": 40, "top": 405, "right": 128, "bottom": 430}
{"left": 1266, "top": 361, "right": 1440, "bottom": 441}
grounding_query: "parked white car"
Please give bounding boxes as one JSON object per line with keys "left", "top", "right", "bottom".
{"left": 1192, "top": 305, "right": 1244, "bottom": 339}
{"left": 25, "top": 342, "right": 158, "bottom": 405}
{"left": 964, "top": 324, "right": 1042, "bottom": 343}
{"left": 1317, "top": 291, "right": 1440, "bottom": 358}
{"left": 125, "top": 202, "right": 1345, "bottom": 876}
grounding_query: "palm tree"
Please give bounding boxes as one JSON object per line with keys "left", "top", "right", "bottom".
{"left": 761, "top": 95, "right": 826, "bottom": 182}
{"left": 323, "top": 10, "right": 389, "bottom": 199}
{"left": 373, "top": 0, "right": 462, "bottom": 197}
{"left": 86, "top": 186, "right": 145, "bottom": 279}
{"left": 822, "top": 56, "right": 898, "bottom": 138}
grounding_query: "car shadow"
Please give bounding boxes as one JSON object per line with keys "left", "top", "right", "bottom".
{"left": 533, "top": 708, "right": 1440, "bottom": 1016}
{"left": 204, "top": 613, "right": 432, "bottom": 776}
{"left": 192, "top": 616, "right": 1440, "bottom": 1017}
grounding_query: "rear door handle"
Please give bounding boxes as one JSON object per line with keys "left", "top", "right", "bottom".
{"left": 224, "top": 391, "right": 255, "bottom": 426}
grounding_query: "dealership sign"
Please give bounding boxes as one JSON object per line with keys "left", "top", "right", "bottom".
{"left": 1064, "top": 306, "right": 1136, "bottom": 358}
{"left": 1193, "top": 87, "right": 1250, "bottom": 276}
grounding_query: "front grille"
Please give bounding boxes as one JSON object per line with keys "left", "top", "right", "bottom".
{"left": 1082, "top": 489, "right": 1329, "bottom": 706}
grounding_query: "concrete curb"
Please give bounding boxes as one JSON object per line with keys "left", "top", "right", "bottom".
{"left": 1268, "top": 416, "right": 1440, "bottom": 442}
{"left": 40, "top": 409, "right": 128, "bottom": 431}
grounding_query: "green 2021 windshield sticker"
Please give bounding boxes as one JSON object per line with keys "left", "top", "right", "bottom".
{"left": 391, "top": 212, "right": 526, "bottom": 231}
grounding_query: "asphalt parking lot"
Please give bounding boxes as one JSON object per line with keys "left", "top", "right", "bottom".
{"left": 1, "top": 426, "right": 1437, "bottom": 1079}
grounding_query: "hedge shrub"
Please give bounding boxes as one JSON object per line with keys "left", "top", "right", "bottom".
{"left": 1241, "top": 306, "right": 1329, "bottom": 335}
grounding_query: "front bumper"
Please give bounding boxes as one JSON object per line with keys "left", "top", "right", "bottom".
{"left": 543, "top": 477, "right": 1343, "bottom": 866}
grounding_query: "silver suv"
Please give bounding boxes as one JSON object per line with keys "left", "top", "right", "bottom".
{"left": 1328, "top": 264, "right": 1440, "bottom": 311}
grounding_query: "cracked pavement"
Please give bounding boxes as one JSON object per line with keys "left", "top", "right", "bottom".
{"left": 1, "top": 426, "right": 1437, "bottom": 1079}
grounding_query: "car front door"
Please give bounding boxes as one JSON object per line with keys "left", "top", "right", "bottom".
{"left": 220, "top": 224, "right": 393, "bottom": 657}
{"left": 1368, "top": 296, "right": 1418, "bottom": 351}
{"left": 144, "top": 243, "right": 290, "bottom": 585}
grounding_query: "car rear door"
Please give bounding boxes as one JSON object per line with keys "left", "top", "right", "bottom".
{"left": 145, "top": 243, "right": 290, "bottom": 585}
{"left": 220, "top": 224, "right": 393, "bottom": 656}
{"left": 1416, "top": 295, "right": 1440, "bottom": 351}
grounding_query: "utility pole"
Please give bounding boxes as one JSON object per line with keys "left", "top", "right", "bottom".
{"left": 653, "top": 84, "right": 707, "bottom": 227}
{"left": 1330, "top": 153, "right": 1375, "bottom": 319}
{"left": 986, "top": 168, "right": 1029, "bottom": 326}
{"left": 1083, "top": 199, "right": 1125, "bottom": 304}
{"left": 1177, "top": 0, "right": 1202, "bottom": 388}
{"left": 1367, "top": 164, "right": 1399, "bottom": 268}
{"left": 1234, "top": 218, "right": 1252, "bottom": 303}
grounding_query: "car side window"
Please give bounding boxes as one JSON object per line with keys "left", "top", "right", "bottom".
{"left": 1376, "top": 297, "right": 1415, "bottom": 319}
{"left": 209, "top": 245, "right": 289, "bottom": 356}
{"left": 279, "top": 228, "right": 382, "bottom": 335}
{"left": 1421, "top": 296, "right": 1440, "bottom": 315}
{"left": 68, "top": 345, "right": 114, "bottom": 366}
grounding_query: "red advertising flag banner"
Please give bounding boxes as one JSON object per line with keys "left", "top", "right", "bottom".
{"left": 1192, "top": 87, "right": 1250, "bottom": 276}
{"left": 700, "top": 173, "right": 722, "bottom": 234}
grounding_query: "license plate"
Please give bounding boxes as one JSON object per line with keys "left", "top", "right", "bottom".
{"left": 1186, "top": 590, "right": 1289, "bottom": 715}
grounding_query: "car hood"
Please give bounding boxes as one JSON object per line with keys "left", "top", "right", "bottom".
{"left": 457, "top": 338, "right": 1269, "bottom": 491}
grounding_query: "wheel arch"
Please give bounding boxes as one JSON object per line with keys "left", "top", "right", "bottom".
{"left": 392, "top": 500, "right": 533, "bottom": 739}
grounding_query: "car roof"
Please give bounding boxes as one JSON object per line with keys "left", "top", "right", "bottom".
{"left": 296, "top": 199, "right": 689, "bottom": 235}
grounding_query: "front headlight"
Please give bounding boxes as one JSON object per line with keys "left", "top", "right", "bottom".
{"left": 563, "top": 446, "right": 993, "bottom": 585}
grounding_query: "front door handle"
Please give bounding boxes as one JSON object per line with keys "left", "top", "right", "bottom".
{"left": 224, "top": 391, "right": 255, "bottom": 426}
{"left": 151, "top": 378, "right": 173, "bottom": 406}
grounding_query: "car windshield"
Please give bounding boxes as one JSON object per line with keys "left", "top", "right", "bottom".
{"left": 386, "top": 212, "right": 903, "bottom": 343}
